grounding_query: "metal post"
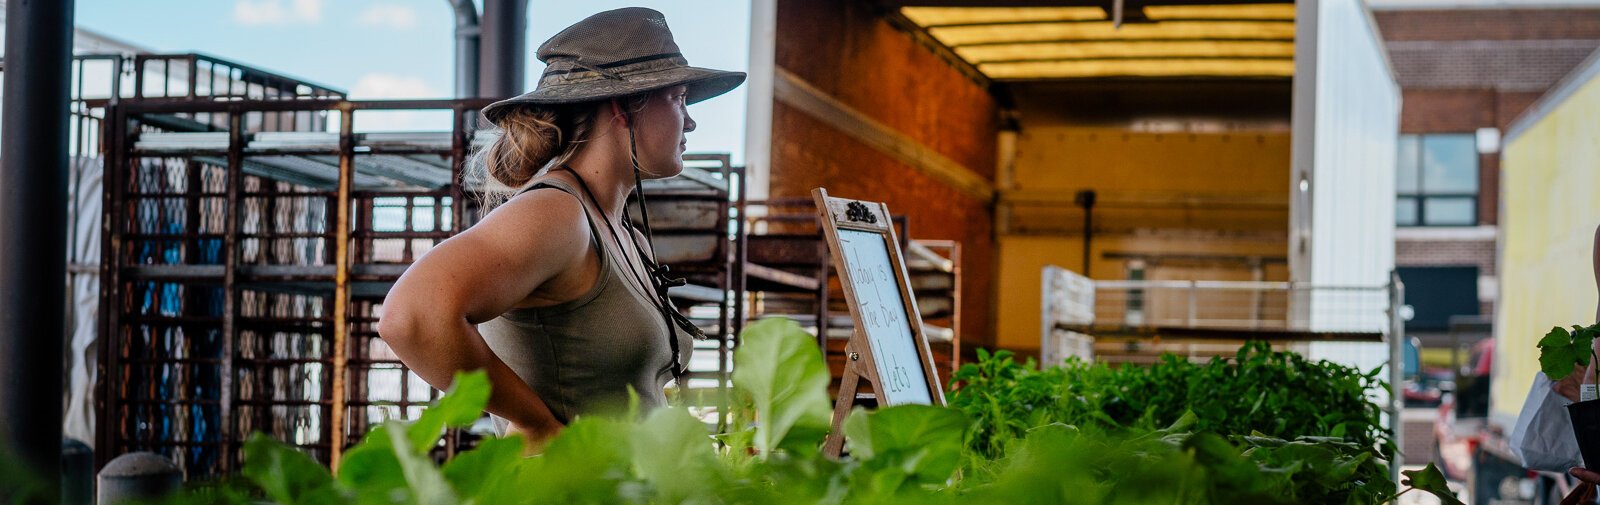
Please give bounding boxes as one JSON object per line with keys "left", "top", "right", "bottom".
{"left": 219, "top": 111, "right": 245, "bottom": 472}
{"left": 1041, "top": 266, "right": 1053, "bottom": 361}
{"left": 478, "top": 0, "right": 528, "bottom": 99}
{"left": 1249, "top": 259, "right": 1264, "bottom": 329}
{"left": 96, "top": 82, "right": 127, "bottom": 468}
{"left": 97, "top": 452, "right": 180, "bottom": 504}
{"left": 449, "top": 0, "right": 481, "bottom": 99}
{"left": 329, "top": 106, "right": 356, "bottom": 470}
{"left": 1388, "top": 271, "right": 1406, "bottom": 486}
{"left": 1, "top": 0, "right": 74, "bottom": 501}
{"left": 1187, "top": 280, "right": 1198, "bottom": 326}
{"left": 1075, "top": 190, "right": 1095, "bottom": 277}
{"left": 61, "top": 439, "right": 92, "bottom": 505}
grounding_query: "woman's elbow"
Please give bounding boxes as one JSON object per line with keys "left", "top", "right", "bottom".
{"left": 377, "top": 302, "right": 422, "bottom": 350}
{"left": 378, "top": 294, "right": 470, "bottom": 355}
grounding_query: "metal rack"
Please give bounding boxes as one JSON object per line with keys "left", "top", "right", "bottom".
{"left": 906, "top": 240, "right": 960, "bottom": 382}
{"left": 633, "top": 155, "right": 746, "bottom": 428}
{"left": 93, "top": 53, "right": 756, "bottom": 474}
{"left": 739, "top": 203, "right": 963, "bottom": 390}
{"left": 88, "top": 54, "right": 355, "bottom": 475}
{"left": 100, "top": 97, "right": 495, "bottom": 474}
{"left": 742, "top": 198, "right": 834, "bottom": 344}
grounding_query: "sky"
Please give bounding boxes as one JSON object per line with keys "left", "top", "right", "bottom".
{"left": 70, "top": 0, "right": 753, "bottom": 162}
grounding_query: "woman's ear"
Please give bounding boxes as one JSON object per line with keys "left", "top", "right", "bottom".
{"left": 608, "top": 99, "right": 629, "bottom": 128}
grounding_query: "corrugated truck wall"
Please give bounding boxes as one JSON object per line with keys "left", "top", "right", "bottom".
{"left": 1293, "top": 0, "right": 1400, "bottom": 373}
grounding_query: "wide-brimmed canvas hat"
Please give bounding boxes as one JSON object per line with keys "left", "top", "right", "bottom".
{"left": 480, "top": 7, "right": 747, "bottom": 126}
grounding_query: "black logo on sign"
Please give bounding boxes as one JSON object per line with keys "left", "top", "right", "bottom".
{"left": 845, "top": 202, "right": 878, "bottom": 224}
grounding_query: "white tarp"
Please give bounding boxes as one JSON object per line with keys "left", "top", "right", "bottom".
{"left": 64, "top": 157, "right": 102, "bottom": 446}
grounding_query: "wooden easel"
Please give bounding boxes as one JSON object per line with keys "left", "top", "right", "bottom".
{"left": 811, "top": 188, "right": 946, "bottom": 458}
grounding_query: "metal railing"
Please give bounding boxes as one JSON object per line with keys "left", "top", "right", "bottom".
{"left": 1043, "top": 266, "right": 1398, "bottom": 340}
{"left": 1077, "top": 279, "right": 1394, "bottom": 334}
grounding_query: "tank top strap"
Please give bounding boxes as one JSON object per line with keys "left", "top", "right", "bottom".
{"left": 518, "top": 178, "right": 610, "bottom": 271}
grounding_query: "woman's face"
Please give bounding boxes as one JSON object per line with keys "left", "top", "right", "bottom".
{"left": 628, "top": 85, "right": 695, "bottom": 179}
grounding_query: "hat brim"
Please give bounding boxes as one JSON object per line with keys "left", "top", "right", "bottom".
{"left": 481, "top": 66, "right": 746, "bottom": 126}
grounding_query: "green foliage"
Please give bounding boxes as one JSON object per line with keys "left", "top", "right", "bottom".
{"left": 949, "top": 342, "right": 1392, "bottom": 461}
{"left": 144, "top": 324, "right": 1454, "bottom": 504}
{"left": 330, "top": 370, "right": 496, "bottom": 505}
{"left": 0, "top": 441, "right": 47, "bottom": 504}
{"left": 1398, "top": 463, "right": 1464, "bottom": 505}
{"left": 841, "top": 405, "right": 968, "bottom": 493}
{"left": 630, "top": 407, "right": 730, "bottom": 503}
{"left": 731, "top": 317, "right": 833, "bottom": 456}
{"left": 948, "top": 342, "right": 1401, "bottom": 504}
{"left": 385, "top": 421, "right": 457, "bottom": 505}
{"left": 242, "top": 433, "right": 347, "bottom": 504}
{"left": 439, "top": 435, "right": 523, "bottom": 503}
{"left": 1538, "top": 324, "right": 1599, "bottom": 381}
{"left": 406, "top": 371, "right": 492, "bottom": 454}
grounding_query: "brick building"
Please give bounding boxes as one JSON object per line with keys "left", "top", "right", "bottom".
{"left": 1372, "top": 1, "right": 1600, "bottom": 351}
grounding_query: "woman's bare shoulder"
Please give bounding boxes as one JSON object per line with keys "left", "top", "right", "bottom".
{"left": 484, "top": 187, "right": 587, "bottom": 233}
{"left": 455, "top": 188, "right": 592, "bottom": 268}
{"left": 388, "top": 188, "right": 593, "bottom": 322}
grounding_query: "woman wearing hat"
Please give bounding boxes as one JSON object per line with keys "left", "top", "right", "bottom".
{"left": 378, "top": 7, "right": 744, "bottom": 449}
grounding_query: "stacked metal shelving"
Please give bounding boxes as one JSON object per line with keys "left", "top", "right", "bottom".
{"left": 95, "top": 53, "right": 752, "bottom": 475}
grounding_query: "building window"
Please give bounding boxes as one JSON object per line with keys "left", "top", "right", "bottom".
{"left": 1395, "top": 266, "right": 1479, "bottom": 331}
{"left": 1397, "top": 134, "right": 1478, "bottom": 227}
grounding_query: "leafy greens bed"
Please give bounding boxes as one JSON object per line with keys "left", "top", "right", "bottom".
{"left": 145, "top": 319, "right": 1456, "bottom": 505}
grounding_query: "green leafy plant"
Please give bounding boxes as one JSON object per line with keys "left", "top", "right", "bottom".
{"left": 949, "top": 342, "right": 1391, "bottom": 462}
{"left": 132, "top": 322, "right": 1465, "bottom": 504}
{"left": 947, "top": 343, "right": 1405, "bottom": 504}
{"left": 1538, "top": 323, "right": 1600, "bottom": 384}
{"left": 1385, "top": 463, "right": 1463, "bottom": 505}
{"left": 731, "top": 317, "right": 833, "bottom": 456}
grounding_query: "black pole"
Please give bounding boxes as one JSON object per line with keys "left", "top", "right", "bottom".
{"left": 449, "top": 0, "right": 480, "bottom": 99}
{"left": 1, "top": 0, "right": 74, "bottom": 501}
{"left": 1075, "top": 190, "right": 1096, "bottom": 277}
{"left": 478, "top": 0, "right": 527, "bottom": 99}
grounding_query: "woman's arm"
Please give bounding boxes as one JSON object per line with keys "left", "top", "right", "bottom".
{"left": 1550, "top": 224, "right": 1600, "bottom": 402}
{"left": 377, "top": 190, "right": 593, "bottom": 441}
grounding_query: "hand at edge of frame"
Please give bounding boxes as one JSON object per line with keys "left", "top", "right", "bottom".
{"left": 1571, "top": 467, "right": 1600, "bottom": 485}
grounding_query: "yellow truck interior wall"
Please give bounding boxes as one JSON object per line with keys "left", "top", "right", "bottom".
{"left": 997, "top": 235, "right": 1289, "bottom": 352}
{"left": 995, "top": 128, "right": 1292, "bottom": 352}
{"left": 1494, "top": 74, "right": 1600, "bottom": 422}
{"left": 1011, "top": 129, "right": 1291, "bottom": 196}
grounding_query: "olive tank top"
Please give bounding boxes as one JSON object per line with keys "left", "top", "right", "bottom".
{"left": 477, "top": 178, "right": 690, "bottom": 427}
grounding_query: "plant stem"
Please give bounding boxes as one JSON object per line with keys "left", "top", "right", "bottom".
{"left": 1381, "top": 486, "right": 1414, "bottom": 504}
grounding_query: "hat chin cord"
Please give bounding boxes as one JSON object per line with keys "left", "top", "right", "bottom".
{"left": 621, "top": 110, "right": 694, "bottom": 383}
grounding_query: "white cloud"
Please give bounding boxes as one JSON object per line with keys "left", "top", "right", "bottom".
{"left": 357, "top": 4, "right": 417, "bottom": 30}
{"left": 292, "top": 0, "right": 324, "bottom": 23}
{"left": 345, "top": 74, "right": 450, "bottom": 132}
{"left": 234, "top": 0, "right": 323, "bottom": 26}
{"left": 233, "top": 0, "right": 285, "bottom": 25}
{"left": 350, "top": 73, "right": 438, "bottom": 99}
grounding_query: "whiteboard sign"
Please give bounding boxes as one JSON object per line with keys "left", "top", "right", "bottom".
{"left": 811, "top": 188, "right": 944, "bottom": 410}
{"left": 837, "top": 229, "right": 933, "bottom": 405}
